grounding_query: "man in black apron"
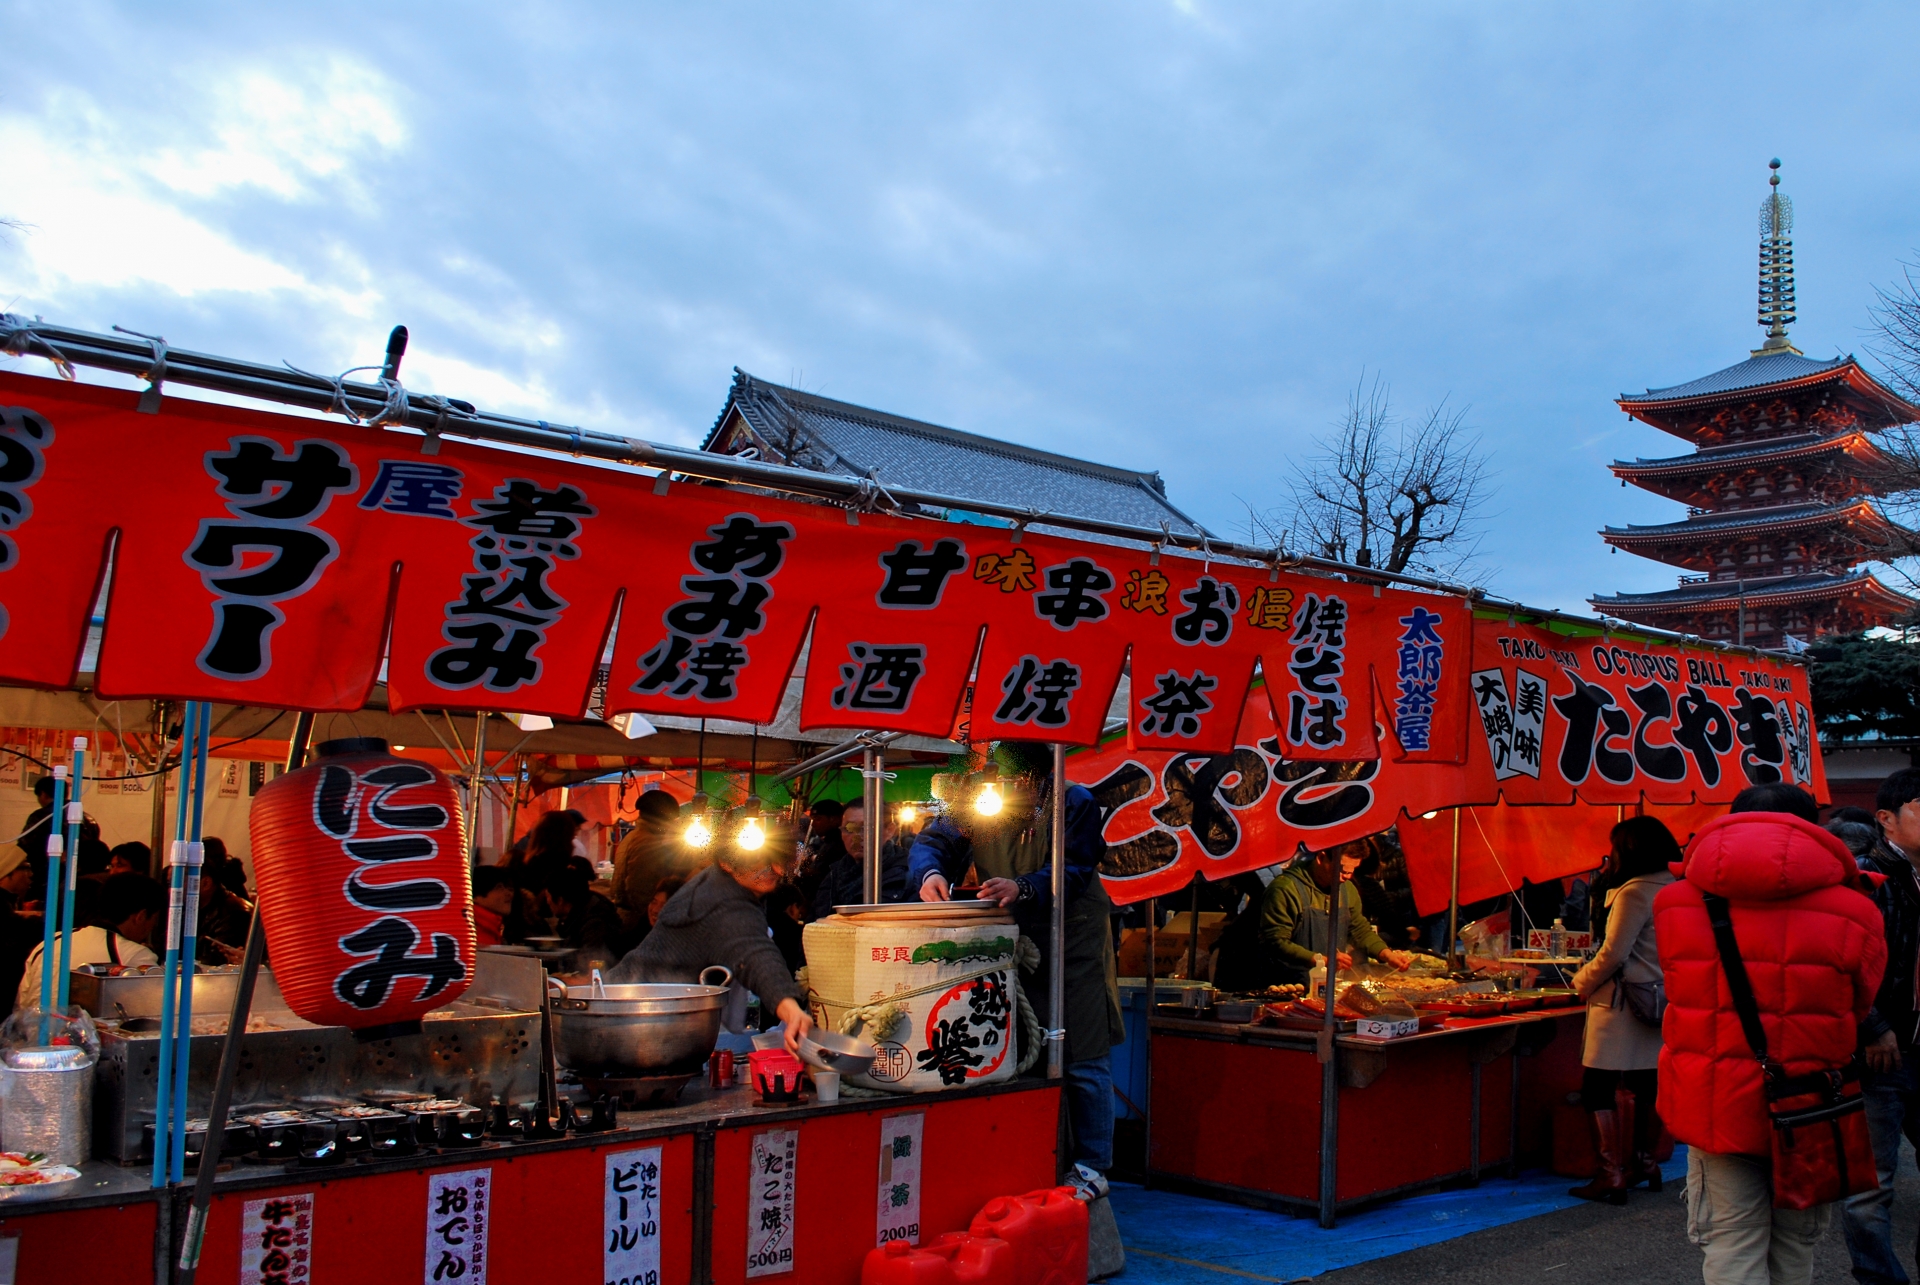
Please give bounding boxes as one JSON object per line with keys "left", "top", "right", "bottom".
{"left": 909, "top": 743, "right": 1124, "bottom": 1201}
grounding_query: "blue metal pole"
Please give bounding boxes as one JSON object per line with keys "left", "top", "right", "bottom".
{"left": 170, "top": 702, "right": 211, "bottom": 1185}
{"left": 152, "top": 703, "right": 196, "bottom": 1188}
{"left": 54, "top": 738, "right": 84, "bottom": 1017}
{"left": 34, "top": 767, "right": 66, "bottom": 1047}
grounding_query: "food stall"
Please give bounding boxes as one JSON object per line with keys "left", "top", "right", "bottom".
{"left": 0, "top": 317, "right": 1826, "bottom": 1269}
{"left": 1077, "top": 620, "right": 1823, "bottom": 1225}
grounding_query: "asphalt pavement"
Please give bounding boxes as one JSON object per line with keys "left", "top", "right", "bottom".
{"left": 1323, "top": 1148, "right": 1920, "bottom": 1285}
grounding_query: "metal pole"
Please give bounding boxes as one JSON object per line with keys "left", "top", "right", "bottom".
{"left": 504, "top": 755, "right": 525, "bottom": 857}
{"left": 176, "top": 711, "right": 313, "bottom": 1285}
{"left": 148, "top": 701, "right": 171, "bottom": 877}
{"left": 1317, "top": 858, "right": 1345, "bottom": 1229}
{"left": 860, "top": 750, "right": 876, "bottom": 904}
{"left": 867, "top": 746, "right": 886, "bottom": 904}
{"left": 0, "top": 313, "right": 1793, "bottom": 663}
{"left": 172, "top": 702, "right": 212, "bottom": 1185}
{"left": 1184, "top": 879, "right": 1201, "bottom": 982}
{"left": 1447, "top": 808, "right": 1463, "bottom": 968}
{"left": 465, "top": 713, "right": 488, "bottom": 859}
{"left": 35, "top": 766, "right": 67, "bottom": 1044}
{"left": 1142, "top": 896, "right": 1156, "bottom": 1185}
{"left": 54, "top": 737, "right": 85, "bottom": 1016}
{"left": 1048, "top": 743, "right": 1067, "bottom": 1082}
{"left": 151, "top": 699, "right": 198, "bottom": 1187}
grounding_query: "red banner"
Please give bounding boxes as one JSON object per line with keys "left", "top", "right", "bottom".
{"left": 0, "top": 374, "right": 1478, "bottom": 760}
{"left": 1079, "top": 617, "right": 1825, "bottom": 905}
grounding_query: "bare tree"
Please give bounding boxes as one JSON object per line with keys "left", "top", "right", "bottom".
{"left": 1250, "top": 373, "right": 1494, "bottom": 579}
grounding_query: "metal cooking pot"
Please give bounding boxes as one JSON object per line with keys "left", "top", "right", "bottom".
{"left": 547, "top": 966, "right": 733, "bottom": 1078}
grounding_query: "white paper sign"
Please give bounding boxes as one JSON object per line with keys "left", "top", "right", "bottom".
{"left": 605, "top": 1146, "right": 664, "bottom": 1285}
{"left": 746, "top": 1129, "right": 798, "bottom": 1277}
{"left": 425, "top": 1168, "right": 490, "bottom": 1285}
{"left": 240, "top": 1193, "right": 314, "bottom": 1285}
{"left": 876, "top": 1113, "right": 924, "bottom": 1248}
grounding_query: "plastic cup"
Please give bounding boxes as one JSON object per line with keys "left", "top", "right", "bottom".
{"left": 810, "top": 1069, "right": 841, "bottom": 1103}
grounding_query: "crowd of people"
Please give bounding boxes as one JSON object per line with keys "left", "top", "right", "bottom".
{"left": 0, "top": 775, "right": 258, "bottom": 1017}
{"left": 1517, "top": 771, "right": 1920, "bottom": 1285}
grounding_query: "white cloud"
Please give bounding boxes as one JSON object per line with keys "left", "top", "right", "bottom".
{"left": 0, "top": 57, "right": 404, "bottom": 307}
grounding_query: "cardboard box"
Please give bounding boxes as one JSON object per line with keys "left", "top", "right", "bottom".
{"left": 1118, "top": 913, "right": 1229, "bottom": 979}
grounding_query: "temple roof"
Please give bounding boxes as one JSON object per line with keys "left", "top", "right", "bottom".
{"left": 1610, "top": 431, "right": 1882, "bottom": 478}
{"left": 1601, "top": 499, "right": 1898, "bottom": 543}
{"left": 1619, "top": 352, "right": 1851, "bottom": 405}
{"left": 1590, "top": 569, "right": 1916, "bottom": 613}
{"left": 704, "top": 370, "right": 1208, "bottom": 536}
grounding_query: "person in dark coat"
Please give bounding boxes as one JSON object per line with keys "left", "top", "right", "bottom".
{"left": 17, "top": 776, "right": 54, "bottom": 900}
{"left": 1846, "top": 768, "right": 1920, "bottom": 1285}
{"left": 610, "top": 789, "right": 684, "bottom": 933}
{"left": 910, "top": 742, "right": 1122, "bottom": 1201}
{"left": 793, "top": 799, "right": 845, "bottom": 916}
{"left": 810, "top": 802, "right": 909, "bottom": 917}
{"left": 605, "top": 839, "right": 811, "bottom": 1053}
{"left": 0, "top": 849, "right": 41, "bottom": 1017}
{"left": 547, "top": 866, "right": 627, "bottom": 974}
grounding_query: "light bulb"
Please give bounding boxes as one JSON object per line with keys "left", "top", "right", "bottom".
{"left": 739, "top": 816, "right": 766, "bottom": 851}
{"left": 685, "top": 814, "right": 713, "bottom": 848}
{"left": 1421, "top": 811, "right": 1439, "bottom": 820}
{"left": 899, "top": 804, "right": 919, "bottom": 826}
{"left": 975, "top": 782, "right": 1003, "bottom": 817}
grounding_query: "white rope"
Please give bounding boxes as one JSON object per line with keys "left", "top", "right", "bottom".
{"left": 113, "top": 326, "right": 169, "bottom": 413}
{"left": 0, "top": 314, "right": 75, "bottom": 380}
{"left": 283, "top": 362, "right": 411, "bottom": 428}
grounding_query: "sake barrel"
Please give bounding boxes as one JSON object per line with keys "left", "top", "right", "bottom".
{"left": 802, "top": 911, "right": 1019, "bottom": 1093}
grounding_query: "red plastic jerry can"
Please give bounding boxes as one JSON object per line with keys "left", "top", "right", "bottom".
{"left": 863, "top": 1239, "right": 955, "bottom": 1285}
{"left": 968, "top": 1188, "right": 1088, "bottom": 1285}
{"left": 928, "top": 1232, "right": 1016, "bottom": 1285}
{"left": 863, "top": 1234, "right": 1015, "bottom": 1285}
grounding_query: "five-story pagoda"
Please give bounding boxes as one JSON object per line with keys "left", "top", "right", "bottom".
{"left": 1590, "top": 161, "right": 1918, "bottom": 649}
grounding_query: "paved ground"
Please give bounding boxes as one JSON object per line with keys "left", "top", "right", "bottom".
{"left": 1324, "top": 1152, "right": 1920, "bottom": 1285}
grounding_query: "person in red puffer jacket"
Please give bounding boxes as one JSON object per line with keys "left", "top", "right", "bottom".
{"left": 1656, "top": 783, "right": 1886, "bottom": 1285}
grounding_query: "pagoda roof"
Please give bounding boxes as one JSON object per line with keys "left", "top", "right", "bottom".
{"left": 1602, "top": 499, "right": 1911, "bottom": 546}
{"left": 1621, "top": 352, "right": 1853, "bottom": 405}
{"left": 1616, "top": 351, "right": 1915, "bottom": 439}
{"left": 1590, "top": 569, "right": 1916, "bottom": 615}
{"left": 1610, "top": 431, "right": 1888, "bottom": 479}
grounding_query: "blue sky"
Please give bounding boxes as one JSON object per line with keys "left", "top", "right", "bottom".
{"left": 4, "top": 3, "right": 1918, "bottom": 615}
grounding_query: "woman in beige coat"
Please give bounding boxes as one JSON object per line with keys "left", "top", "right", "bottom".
{"left": 1567, "top": 816, "right": 1680, "bottom": 1205}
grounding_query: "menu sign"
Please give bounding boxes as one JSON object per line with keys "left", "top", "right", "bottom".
{"left": 876, "top": 1113, "right": 924, "bottom": 1248}
{"left": 746, "top": 1129, "right": 798, "bottom": 1277}
{"left": 424, "top": 1168, "right": 490, "bottom": 1285}
{"left": 604, "top": 1146, "right": 663, "bottom": 1285}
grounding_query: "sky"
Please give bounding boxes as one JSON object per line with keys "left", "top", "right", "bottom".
{"left": 5, "top": 2, "right": 1920, "bottom": 616}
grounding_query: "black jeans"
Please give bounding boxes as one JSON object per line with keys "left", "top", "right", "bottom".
{"left": 1581, "top": 1065, "right": 1657, "bottom": 1115}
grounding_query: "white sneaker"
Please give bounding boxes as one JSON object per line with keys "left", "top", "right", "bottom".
{"left": 1068, "top": 1162, "right": 1108, "bottom": 1202}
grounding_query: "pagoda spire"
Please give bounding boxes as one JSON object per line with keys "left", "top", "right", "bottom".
{"left": 1754, "top": 158, "right": 1801, "bottom": 356}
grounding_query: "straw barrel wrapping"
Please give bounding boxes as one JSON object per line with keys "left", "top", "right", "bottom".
{"left": 250, "top": 739, "right": 474, "bottom": 1031}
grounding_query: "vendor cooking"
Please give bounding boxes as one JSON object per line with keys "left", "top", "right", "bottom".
{"left": 602, "top": 830, "right": 813, "bottom": 1054}
{"left": 1256, "top": 841, "right": 1415, "bottom": 986}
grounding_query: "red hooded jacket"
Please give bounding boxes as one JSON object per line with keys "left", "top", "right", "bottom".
{"left": 1654, "top": 811, "right": 1886, "bottom": 1157}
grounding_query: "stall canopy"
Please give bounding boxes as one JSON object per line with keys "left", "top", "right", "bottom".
{"left": 1074, "top": 616, "right": 1821, "bottom": 905}
{"left": 0, "top": 369, "right": 1824, "bottom": 910}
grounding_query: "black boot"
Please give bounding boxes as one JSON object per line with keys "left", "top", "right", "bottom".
{"left": 1568, "top": 1110, "right": 1629, "bottom": 1206}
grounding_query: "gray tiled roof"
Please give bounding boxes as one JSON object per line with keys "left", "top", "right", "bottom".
{"left": 1591, "top": 569, "right": 1904, "bottom": 608}
{"left": 707, "top": 371, "right": 1208, "bottom": 536}
{"left": 1619, "top": 352, "right": 1850, "bottom": 404}
{"left": 1612, "top": 432, "right": 1831, "bottom": 471}
{"left": 1603, "top": 501, "right": 1856, "bottom": 539}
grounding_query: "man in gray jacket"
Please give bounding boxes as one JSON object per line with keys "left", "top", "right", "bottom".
{"left": 606, "top": 841, "right": 813, "bottom": 1053}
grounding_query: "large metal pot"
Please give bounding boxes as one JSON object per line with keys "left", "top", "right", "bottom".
{"left": 547, "top": 967, "right": 732, "bottom": 1078}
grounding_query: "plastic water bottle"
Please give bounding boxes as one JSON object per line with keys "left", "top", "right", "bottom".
{"left": 1549, "top": 918, "right": 1567, "bottom": 959}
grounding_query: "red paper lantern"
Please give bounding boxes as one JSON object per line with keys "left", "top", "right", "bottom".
{"left": 251, "top": 737, "right": 474, "bottom": 1034}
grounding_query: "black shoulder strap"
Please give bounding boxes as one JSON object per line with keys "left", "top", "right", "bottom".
{"left": 105, "top": 930, "right": 120, "bottom": 966}
{"left": 1700, "top": 891, "right": 1768, "bottom": 1062}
